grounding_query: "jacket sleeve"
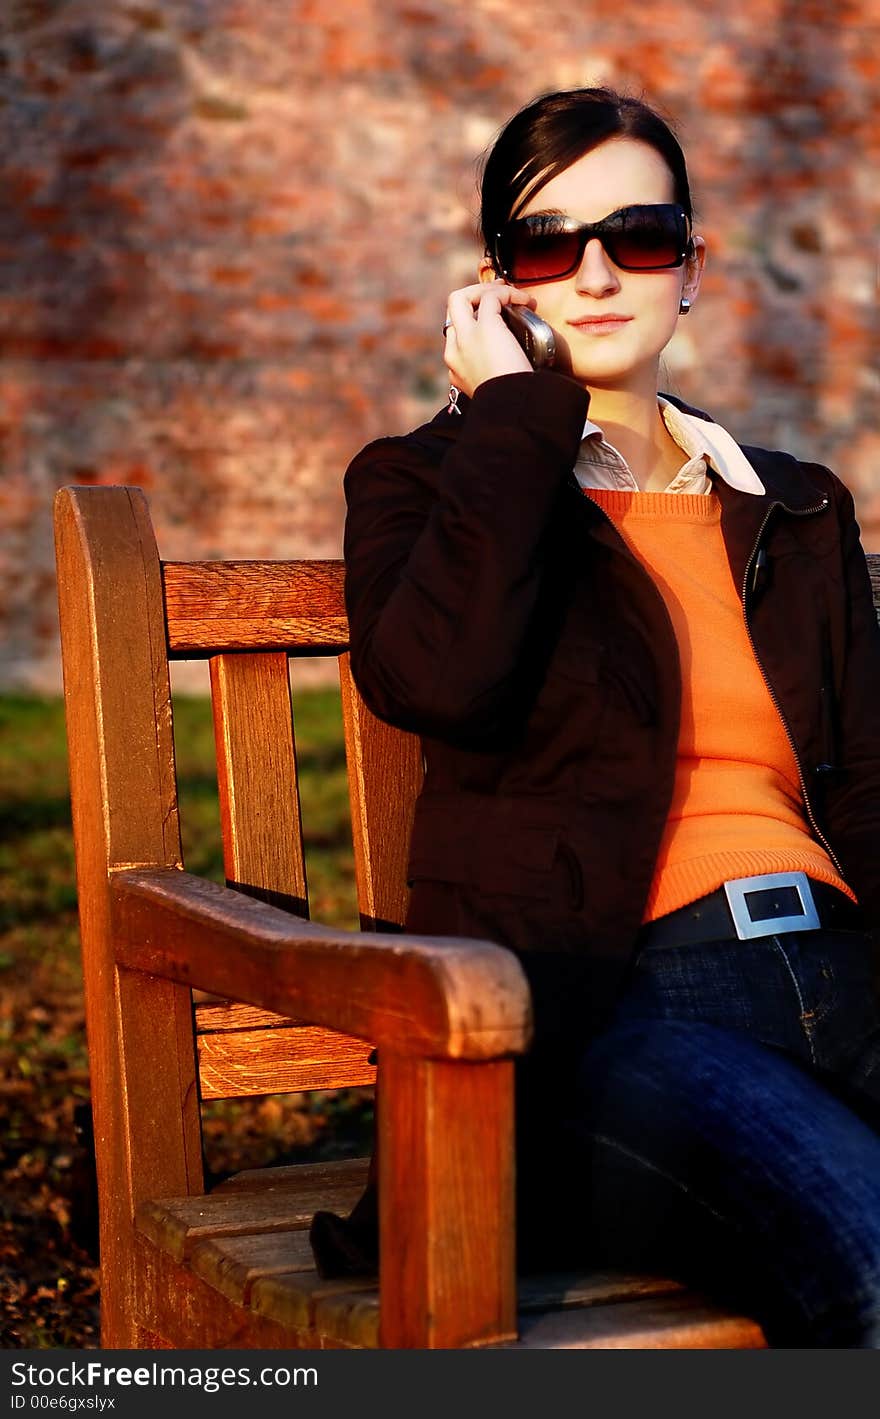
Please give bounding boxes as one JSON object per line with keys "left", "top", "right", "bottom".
{"left": 820, "top": 474, "right": 880, "bottom": 924}
{"left": 343, "top": 370, "right": 590, "bottom": 739}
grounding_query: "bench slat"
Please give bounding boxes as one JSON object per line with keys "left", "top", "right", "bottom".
{"left": 197, "top": 1021, "right": 376, "bottom": 1098}
{"left": 136, "top": 1158, "right": 370, "bottom": 1262}
{"left": 260, "top": 1274, "right": 380, "bottom": 1347}
{"left": 163, "top": 561, "right": 347, "bottom": 655}
{"left": 517, "top": 1270, "right": 683, "bottom": 1312}
{"left": 194, "top": 1001, "right": 376, "bottom": 1098}
{"left": 515, "top": 1294, "right": 766, "bottom": 1349}
{"left": 210, "top": 650, "right": 309, "bottom": 915}
{"left": 189, "top": 1230, "right": 317, "bottom": 1305}
{"left": 212, "top": 1157, "right": 369, "bottom": 1193}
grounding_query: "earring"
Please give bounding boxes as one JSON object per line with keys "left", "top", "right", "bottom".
{"left": 679, "top": 297, "right": 692, "bottom": 315}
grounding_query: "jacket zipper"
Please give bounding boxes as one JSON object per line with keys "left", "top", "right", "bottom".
{"left": 740, "top": 496, "right": 844, "bottom": 875}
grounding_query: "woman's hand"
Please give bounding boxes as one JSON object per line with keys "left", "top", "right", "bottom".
{"left": 443, "top": 280, "right": 538, "bottom": 398}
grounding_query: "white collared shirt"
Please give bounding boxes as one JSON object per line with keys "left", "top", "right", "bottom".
{"left": 573, "top": 397, "right": 765, "bottom": 496}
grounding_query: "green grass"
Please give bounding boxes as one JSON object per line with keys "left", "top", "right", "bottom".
{"left": 170, "top": 686, "right": 361, "bottom": 926}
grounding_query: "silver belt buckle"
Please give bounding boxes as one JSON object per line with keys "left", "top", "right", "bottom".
{"left": 723, "top": 871, "right": 821, "bottom": 941}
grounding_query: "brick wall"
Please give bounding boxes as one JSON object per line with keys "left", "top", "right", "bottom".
{"left": 2, "top": 0, "right": 878, "bottom": 690}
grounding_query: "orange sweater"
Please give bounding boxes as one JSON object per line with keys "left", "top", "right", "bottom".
{"left": 585, "top": 489, "right": 853, "bottom": 920}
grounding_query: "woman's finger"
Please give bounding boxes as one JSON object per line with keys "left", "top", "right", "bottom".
{"left": 445, "top": 285, "right": 484, "bottom": 330}
{"left": 445, "top": 281, "right": 535, "bottom": 332}
{"left": 476, "top": 286, "right": 506, "bottom": 323}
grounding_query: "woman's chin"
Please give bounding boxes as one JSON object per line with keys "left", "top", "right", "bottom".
{"left": 566, "top": 361, "right": 641, "bottom": 391}
{"left": 543, "top": 332, "right": 657, "bottom": 391}
{"left": 566, "top": 347, "right": 664, "bottom": 392}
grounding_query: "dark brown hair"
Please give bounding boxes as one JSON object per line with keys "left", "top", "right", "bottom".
{"left": 480, "top": 88, "right": 694, "bottom": 266}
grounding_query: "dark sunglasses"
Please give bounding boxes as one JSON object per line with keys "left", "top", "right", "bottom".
{"left": 494, "top": 203, "right": 693, "bottom": 283}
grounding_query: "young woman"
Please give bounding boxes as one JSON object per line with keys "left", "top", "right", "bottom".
{"left": 319, "top": 88, "right": 880, "bottom": 1347}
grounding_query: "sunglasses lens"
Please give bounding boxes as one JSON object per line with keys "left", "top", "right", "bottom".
{"left": 500, "top": 206, "right": 687, "bottom": 280}
{"left": 608, "top": 208, "right": 685, "bottom": 270}
{"left": 502, "top": 226, "right": 583, "bottom": 282}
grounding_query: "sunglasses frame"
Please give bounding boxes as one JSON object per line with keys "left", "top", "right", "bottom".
{"left": 493, "top": 203, "right": 693, "bottom": 283}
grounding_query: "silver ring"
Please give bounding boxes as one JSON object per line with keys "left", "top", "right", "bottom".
{"left": 442, "top": 318, "right": 453, "bottom": 335}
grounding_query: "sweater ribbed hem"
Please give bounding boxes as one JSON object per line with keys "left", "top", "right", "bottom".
{"left": 644, "top": 849, "right": 856, "bottom": 923}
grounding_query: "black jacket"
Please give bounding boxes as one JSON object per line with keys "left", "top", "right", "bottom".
{"left": 315, "top": 369, "right": 880, "bottom": 1279}
{"left": 344, "top": 371, "right": 880, "bottom": 1029}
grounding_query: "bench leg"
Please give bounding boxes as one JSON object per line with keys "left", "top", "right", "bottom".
{"left": 377, "top": 1054, "right": 516, "bottom": 1348}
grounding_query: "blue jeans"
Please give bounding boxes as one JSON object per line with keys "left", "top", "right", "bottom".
{"left": 567, "top": 927, "right": 880, "bottom": 1347}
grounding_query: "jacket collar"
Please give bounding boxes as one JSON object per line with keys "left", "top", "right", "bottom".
{"left": 646, "top": 398, "right": 830, "bottom": 580}
{"left": 661, "top": 396, "right": 827, "bottom": 513}
{"left": 427, "top": 387, "right": 828, "bottom": 514}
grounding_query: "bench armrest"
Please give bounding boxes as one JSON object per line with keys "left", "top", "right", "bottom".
{"left": 111, "top": 867, "right": 532, "bottom": 1060}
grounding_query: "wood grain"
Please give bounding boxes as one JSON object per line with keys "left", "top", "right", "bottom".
{"left": 311, "top": 1289, "right": 381, "bottom": 1349}
{"left": 212, "top": 1156, "right": 369, "bottom": 1194}
{"left": 111, "top": 867, "right": 533, "bottom": 1060}
{"left": 251, "top": 1272, "right": 379, "bottom": 1337}
{"left": 209, "top": 651, "right": 309, "bottom": 916}
{"left": 195, "top": 1002, "right": 297, "bottom": 1032}
{"left": 54, "top": 486, "right": 203, "bottom": 1348}
{"left": 162, "top": 560, "right": 348, "bottom": 655}
{"left": 339, "top": 652, "right": 423, "bottom": 931}
{"left": 136, "top": 1161, "right": 369, "bottom": 1263}
{"left": 196, "top": 1021, "right": 375, "bottom": 1098}
{"left": 378, "top": 1052, "right": 516, "bottom": 1348}
{"left": 195, "top": 1002, "right": 374, "bottom": 1098}
{"left": 135, "top": 1238, "right": 309, "bottom": 1350}
{"left": 188, "top": 1230, "right": 317, "bottom": 1305}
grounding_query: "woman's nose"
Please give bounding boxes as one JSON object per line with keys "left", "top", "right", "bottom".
{"left": 574, "top": 237, "right": 621, "bottom": 296}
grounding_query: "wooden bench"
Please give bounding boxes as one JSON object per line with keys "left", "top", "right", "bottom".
{"left": 54, "top": 483, "right": 880, "bottom": 1350}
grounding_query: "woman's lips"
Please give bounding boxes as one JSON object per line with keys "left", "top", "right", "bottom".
{"left": 567, "top": 315, "right": 633, "bottom": 334}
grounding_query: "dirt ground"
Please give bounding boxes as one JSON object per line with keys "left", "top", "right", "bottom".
{"left": 0, "top": 936, "right": 372, "bottom": 1350}
{"left": 1, "top": 957, "right": 101, "bottom": 1348}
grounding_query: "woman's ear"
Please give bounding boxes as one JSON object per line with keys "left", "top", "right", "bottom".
{"left": 478, "top": 255, "right": 502, "bottom": 284}
{"left": 682, "top": 235, "right": 706, "bottom": 305}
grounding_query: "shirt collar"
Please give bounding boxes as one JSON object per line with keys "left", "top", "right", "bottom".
{"left": 658, "top": 398, "right": 765, "bottom": 494}
{"left": 577, "top": 398, "right": 765, "bottom": 495}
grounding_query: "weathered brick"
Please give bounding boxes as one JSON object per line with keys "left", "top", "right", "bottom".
{"left": 1, "top": 0, "right": 877, "bottom": 689}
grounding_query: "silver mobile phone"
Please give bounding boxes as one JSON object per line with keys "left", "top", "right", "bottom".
{"left": 502, "top": 306, "right": 556, "bottom": 369}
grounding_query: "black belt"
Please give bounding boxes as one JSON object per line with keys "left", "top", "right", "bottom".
{"left": 637, "top": 872, "right": 862, "bottom": 952}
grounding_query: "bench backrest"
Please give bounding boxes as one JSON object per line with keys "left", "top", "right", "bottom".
{"left": 55, "top": 486, "right": 425, "bottom": 1118}
{"left": 166, "top": 555, "right": 426, "bottom": 1103}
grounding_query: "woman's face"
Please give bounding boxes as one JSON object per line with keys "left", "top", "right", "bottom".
{"left": 485, "top": 137, "right": 705, "bottom": 392}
